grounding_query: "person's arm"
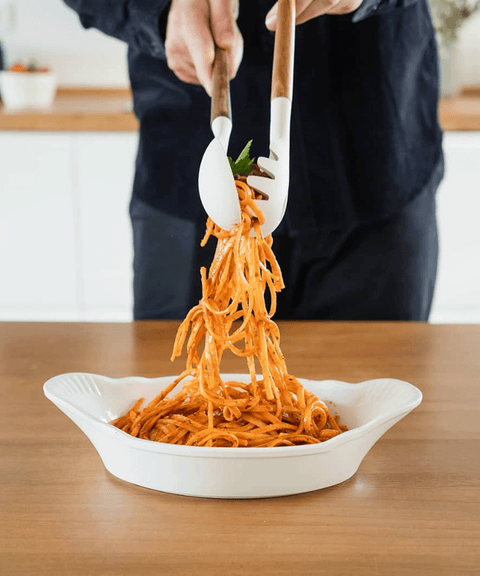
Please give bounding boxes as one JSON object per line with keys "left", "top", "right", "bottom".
{"left": 62, "top": 0, "right": 171, "bottom": 59}
{"left": 63, "top": 0, "right": 243, "bottom": 95}
{"left": 265, "top": 0, "right": 419, "bottom": 29}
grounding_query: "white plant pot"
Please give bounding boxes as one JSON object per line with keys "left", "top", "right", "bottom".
{"left": 0, "top": 71, "right": 57, "bottom": 110}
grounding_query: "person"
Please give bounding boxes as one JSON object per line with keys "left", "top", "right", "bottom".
{"left": 63, "top": 0, "right": 444, "bottom": 321}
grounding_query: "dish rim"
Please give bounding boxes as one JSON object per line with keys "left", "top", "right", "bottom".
{"left": 44, "top": 373, "right": 422, "bottom": 459}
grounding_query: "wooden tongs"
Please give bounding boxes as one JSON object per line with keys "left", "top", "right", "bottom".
{"left": 198, "top": 0, "right": 296, "bottom": 236}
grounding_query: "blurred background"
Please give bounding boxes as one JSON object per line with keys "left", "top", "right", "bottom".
{"left": 1, "top": 0, "right": 480, "bottom": 88}
{"left": 0, "top": 0, "right": 128, "bottom": 86}
{"left": 0, "top": 0, "right": 479, "bottom": 323}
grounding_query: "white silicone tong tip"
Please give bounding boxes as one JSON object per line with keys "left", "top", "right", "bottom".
{"left": 246, "top": 0, "right": 295, "bottom": 237}
{"left": 198, "top": 47, "right": 241, "bottom": 231}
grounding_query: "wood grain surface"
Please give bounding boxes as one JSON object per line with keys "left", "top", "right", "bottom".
{"left": 438, "top": 91, "right": 480, "bottom": 131}
{"left": 271, "top": 0, "right": 295, "bottom": 100}
{"left": 0, "top": 87, "right": 138, "bottom": 132}
{"left": 211, "top": 47, "right": 231, "bottom": 122}
{"left": 1, "top": 321, "right": 479, "bottom": 576}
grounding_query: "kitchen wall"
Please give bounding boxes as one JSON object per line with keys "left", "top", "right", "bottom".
{"left": 0, "top": 0, "right": 129, "bottom": 86}
{"left": 1, "top": 0, "right": 480, "bottom": 87}
{"left": 459, "top": 12, "right": 480, "bottom": 86}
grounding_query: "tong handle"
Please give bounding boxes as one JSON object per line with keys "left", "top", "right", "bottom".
{"left": 211, "top": 46, "right": 231, "bottom": 122}
{"left": 271, "top": 0, "right": 295, "bottom": 101}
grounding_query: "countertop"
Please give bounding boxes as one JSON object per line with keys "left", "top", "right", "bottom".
{"left": 0, "top": 87, "right": 138, "bottom": 131}
{"left": 0, "top": 86, "right": 480, "bottom": 132}
{"left": 1, "top": 321, "right": 479, "bottom": 576}
{"left": 438, "top": 85, "right": 480, "bottom": 131}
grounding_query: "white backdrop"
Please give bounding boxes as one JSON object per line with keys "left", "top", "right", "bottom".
{"left": 0, "top": 0, "right": 479, "bottom": 87}
{"left": 0, "top": 0, "right": 129, "bottom": 86}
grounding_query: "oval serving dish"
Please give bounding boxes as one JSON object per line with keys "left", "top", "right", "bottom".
{"left": 44, "top": 373, "right": 422, "bottom": 499}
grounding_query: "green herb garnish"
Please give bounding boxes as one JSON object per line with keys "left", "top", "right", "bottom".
{"left": 228, "top": 140, "right": 254, "bottom": 176}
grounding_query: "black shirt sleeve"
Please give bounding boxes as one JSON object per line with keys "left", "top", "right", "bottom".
{"left": 62, "top": 0, "right": 171, "bottom": 58}
{"left": 351, "top": 0, "right": 419, "bottom": 22}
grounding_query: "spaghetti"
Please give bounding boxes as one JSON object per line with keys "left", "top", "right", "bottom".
{"left": 112, "top": 180, "right": 346, "bottom": 447}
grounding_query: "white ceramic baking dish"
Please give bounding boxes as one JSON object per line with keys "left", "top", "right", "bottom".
{"left": 44, "top": 373, "right": 422, "bottom": 498}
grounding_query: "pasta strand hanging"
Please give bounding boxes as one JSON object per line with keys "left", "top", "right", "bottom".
{"left": 111, "top": 180, "right": 346, "bottom": 447}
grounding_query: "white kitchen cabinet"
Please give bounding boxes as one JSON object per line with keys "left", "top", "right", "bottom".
{"left": 76, "top": 134, "right": 136, "bottom": 321}
{"left": 0, "top": 130, "right": 478, "bottom": 322}
{"left": 0, "top": 131, "right": 137, "bottom": 321}
{"left": 0, "top": 133, "right": 79, "bottom": 320}
{"left": 429, "top": 132, "right": 480, "bottom": 323}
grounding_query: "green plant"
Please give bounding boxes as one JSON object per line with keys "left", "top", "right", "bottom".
{"left": 429, "top": 0, "right": 480, "bottom": 46}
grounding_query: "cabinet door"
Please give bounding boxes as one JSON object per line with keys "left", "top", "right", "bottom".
{"left": 0, "top": 133, "right": 79, "bottom": 320}
{"left": 76, "top": 133, "right": 138, "bottom": 321}
{"left": 430, "top": 132, "right": 480, "bottom": 323}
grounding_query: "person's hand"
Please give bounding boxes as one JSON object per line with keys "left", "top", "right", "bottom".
{"left": 165, "top": 0, "right": 243, "bottom": 95}
{"left": 265, "top": 0, "right": 364, "bottom": 30}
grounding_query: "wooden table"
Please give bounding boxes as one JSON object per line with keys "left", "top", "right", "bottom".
{"left": 1, "top": 321, "right": 479, "bottom": 575}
